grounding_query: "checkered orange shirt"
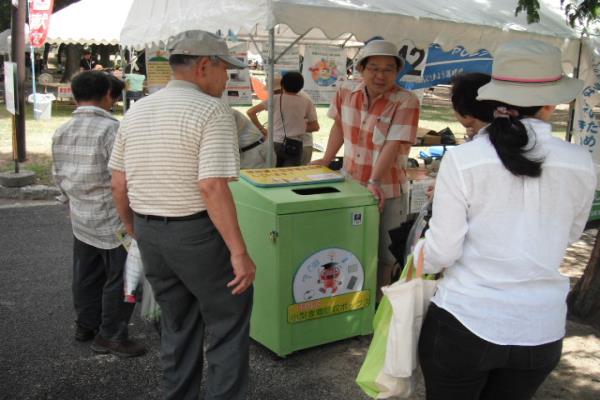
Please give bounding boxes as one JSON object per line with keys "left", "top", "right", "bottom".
{"left": 327, "top": 81, "right": 419, "bottom": 199}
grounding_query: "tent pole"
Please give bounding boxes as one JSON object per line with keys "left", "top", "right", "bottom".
{"left": 267, "top": 27, "right": 275, "bottom": 167}
{"left": 119, "top": 45, "right": 127, "bottom": 113}
{"left": 273, "top": 31, "right": 308, "bottom": 64}
{"left": 248, "top": 33, "right": 267, "bottom": 64}
{"left": 341, "top": 33, "right": 353, "bottom": 48}
{"left": 566, "top": 38, "right": 584, "bottom": 142}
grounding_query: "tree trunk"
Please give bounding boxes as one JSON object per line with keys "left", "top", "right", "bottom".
{"left": 567, "top": 229, "right": 600, "bottom": 330}
{"left": 60, "top": 44, "right": 81, "bottom": 83}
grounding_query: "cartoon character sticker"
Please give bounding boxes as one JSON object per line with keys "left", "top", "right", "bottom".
{"left": 317, "top": 262, "right": 342, "bottom": 295}
{"left": 293, "top": 248, "right": 364, "bottom": 303}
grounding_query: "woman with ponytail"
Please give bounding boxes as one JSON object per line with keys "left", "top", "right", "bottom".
{"left": 414, "top": 40, "right": 597, "bottom": 399}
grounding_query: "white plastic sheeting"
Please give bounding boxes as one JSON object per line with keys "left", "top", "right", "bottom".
{"left": 46, "top": 0, "right": 134, "bottom": 45}
{"left": 120, "top": 0, "right": 581, "bottom": 54}
{"left": 0, "top": 26, "right": 30, "bottom": 55}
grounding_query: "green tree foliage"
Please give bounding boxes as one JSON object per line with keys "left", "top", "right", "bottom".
{"left": 0, "top": 1, "right": 11, "bottom": 32}
{"left": 516, "top": 0, "right": 600, "bottom": 27}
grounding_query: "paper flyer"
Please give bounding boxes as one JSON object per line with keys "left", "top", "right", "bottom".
{"left": 241, "top": 165, "right": 344, "bottom": 187}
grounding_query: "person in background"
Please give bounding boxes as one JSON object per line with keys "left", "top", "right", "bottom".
{"left": 425, "top": 72, "right": 495, "bottom": 201}
{"left": 124, "top": 72, "right": 146, "bottom": 109}
{"left": 312, "top": 39, "right": 419, "bottom": 299}
{"left": 232, "top": 108, "right": 270, "bottom": 169}
{"left": 415, "top": 40, "right": 596, "bottom": 400}
{"left": 299, "top": 90, "right": 318, "bottom": 165}
{"left": 110, "top": 30, "right": 255, "bottom": 400}
{"left": 79, "top": 49, "right": 97, "bottom": 71}
{"left": 247, "top": 71, "right": 319, "bottom": 167}
{"left": 450, "top": 73, "right": 495, "bottom": 141}
{"left": 52, "top": 71, "right": 146, "bottom": 358}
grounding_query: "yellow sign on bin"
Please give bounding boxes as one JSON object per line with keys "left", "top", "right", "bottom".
{"left": 288, "top": 290, "right": 370, "bottom": 323}
{"left": 241, "top": 165, "right": 343, "bottom": 187}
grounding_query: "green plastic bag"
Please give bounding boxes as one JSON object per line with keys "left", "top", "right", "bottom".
{"left": 356, "top": 295, "right": 395, "bottom": 398}
{"left": 355, "top": 256, "right": 416, "bottom": 398}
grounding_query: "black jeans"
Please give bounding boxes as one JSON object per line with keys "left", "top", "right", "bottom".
{"left": 418, "top": 303, "right": 562, "bottom": 400}
{"left": 72, "top": 237, "right": 134, "bottom": 341}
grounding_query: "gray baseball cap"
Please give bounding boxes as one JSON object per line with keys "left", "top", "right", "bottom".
{"left": 167, "top": 30, "right": 247, "bottom": 69}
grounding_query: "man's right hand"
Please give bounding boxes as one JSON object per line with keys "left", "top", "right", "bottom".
{"left": 227, "top": 252, "right": 256, "bottom": 295}
{"left": 124, "top": 222, "right": 135, "bottom": 238}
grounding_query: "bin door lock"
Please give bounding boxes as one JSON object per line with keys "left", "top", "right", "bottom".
{"left": 268, "top": 230, "right": 279, "bottom": 242}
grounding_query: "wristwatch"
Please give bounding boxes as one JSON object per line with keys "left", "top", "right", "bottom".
{"left": 368, "top": 179, "right": 381, "bottom": 186}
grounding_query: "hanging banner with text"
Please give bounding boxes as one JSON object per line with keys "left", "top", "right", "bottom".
{"left": 28, "top": 0, "right": 54, "bottom": 48}
{"left": 398, "top": 44, "right": 492, "bottom": 90}
{"left": 302, "top": 46, "right": 346, "bottom": 105}
{"left": 4, "top": 62, "right": 17, "bottom": 115}
{"left": 145, "top": 46, "right": 171, "bottom": 94}
{"left": 573, "top": 39, "right": 600, "bottom": 223}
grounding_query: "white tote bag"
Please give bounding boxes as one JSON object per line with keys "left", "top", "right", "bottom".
{"left": 381, "top": 247, "right": 437, "bottom": 395}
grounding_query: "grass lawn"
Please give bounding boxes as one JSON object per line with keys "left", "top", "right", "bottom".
{"left": 0, "top": 94, "right": 569, "bottom": 186}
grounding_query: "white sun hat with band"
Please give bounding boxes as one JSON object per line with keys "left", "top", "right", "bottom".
{"left": 355, "top": 40, "right": 405, "bottom": 71}
{"left": 477, "top": 39, "right": 583, "bottom": 107}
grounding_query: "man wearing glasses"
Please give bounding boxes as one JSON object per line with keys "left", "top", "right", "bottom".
{"left": 313, "top": 39, "right": 420, "bottom": 299}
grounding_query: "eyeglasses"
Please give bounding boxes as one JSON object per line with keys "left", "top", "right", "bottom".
{"left": 364, "top": 65, "right": 398, "bottom": 76}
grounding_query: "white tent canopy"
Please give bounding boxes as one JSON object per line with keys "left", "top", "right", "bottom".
{"left": 119, "top": 0, "right": 598, "bottom": 168}
{"left": 121, "top": 0, "right": 582, "bottom": 55}
{"left": 46, "top": 0, "right": 133, "bottom": 45}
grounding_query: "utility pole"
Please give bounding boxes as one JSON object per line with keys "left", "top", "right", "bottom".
{"left": 0, "top": 0, "right": 35, "bottom": 188}
{"left": 12, "top": 0, "right": 27, "bottom": 163}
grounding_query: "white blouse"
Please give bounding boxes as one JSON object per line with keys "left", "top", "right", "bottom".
{"left": 416, "top": 118, "right": 596, "bottom": 345}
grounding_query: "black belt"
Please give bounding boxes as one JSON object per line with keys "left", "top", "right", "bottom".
{"left": 240, "top": 137, "right": 265, "bottom": 153}
{"left": 134, "top": 210, "right": 208, "bottom": 222}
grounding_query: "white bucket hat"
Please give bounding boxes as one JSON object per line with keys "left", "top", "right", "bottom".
{"left": 477, "top": 39, "right": 583, "bottom": 106}
{"left": 355, "top": 40, "right": 405, "bottom": 71}
{"left": 167, "top": 30, "right": 247, "bottom": 69}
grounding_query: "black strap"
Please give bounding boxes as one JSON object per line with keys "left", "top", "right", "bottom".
{"left": 280, "top": 93, "right": 287, "bottom": 140}
{"left": 240, "top": 137, "right": 264, "bottom": 153}
{"left": 134, "top": 211, "right": 208, "bottom": 222}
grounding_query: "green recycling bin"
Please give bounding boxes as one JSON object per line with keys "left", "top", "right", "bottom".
{"left": 230, "top": 166, "right": 379, "bottom": 357}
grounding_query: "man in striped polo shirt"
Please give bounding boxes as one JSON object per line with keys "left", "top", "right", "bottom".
{"left": 312, "top": 39, "right": 420, "bottom": 299}
{"left": 109, "top": 31, "right": 255, "bottom": 400}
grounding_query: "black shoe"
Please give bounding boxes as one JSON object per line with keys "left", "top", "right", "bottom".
{"left": 75, "top": 325, "right": 97, "bottom": 342}
{"left": 91, "top": 336, "right": 146, "bottom": 358}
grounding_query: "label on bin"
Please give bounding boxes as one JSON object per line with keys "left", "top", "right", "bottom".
{"left": 287, "top": 290, "right": 370, "bottom": 323}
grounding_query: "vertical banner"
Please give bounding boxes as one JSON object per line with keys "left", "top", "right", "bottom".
{"left": 145, "top": 46, "right": 171, "bottom": 94}
{"left": 224, "top": 43, "right": 252, "bottom": 105}
{"left": 28, "top": 0, "right": 54, "bottom": 48}
{"left": 573, "top": 39, "right": 600, "bottom": 222}
{"left": 4, "top": 62, "right": 17, "bottom": 115}
{"left": 302, "top": 46, "right": 345, "bottom": 105}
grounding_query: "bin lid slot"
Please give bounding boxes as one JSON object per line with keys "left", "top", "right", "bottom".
{"left": 292, "top": 187, "right": 339, "bottom": 195}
